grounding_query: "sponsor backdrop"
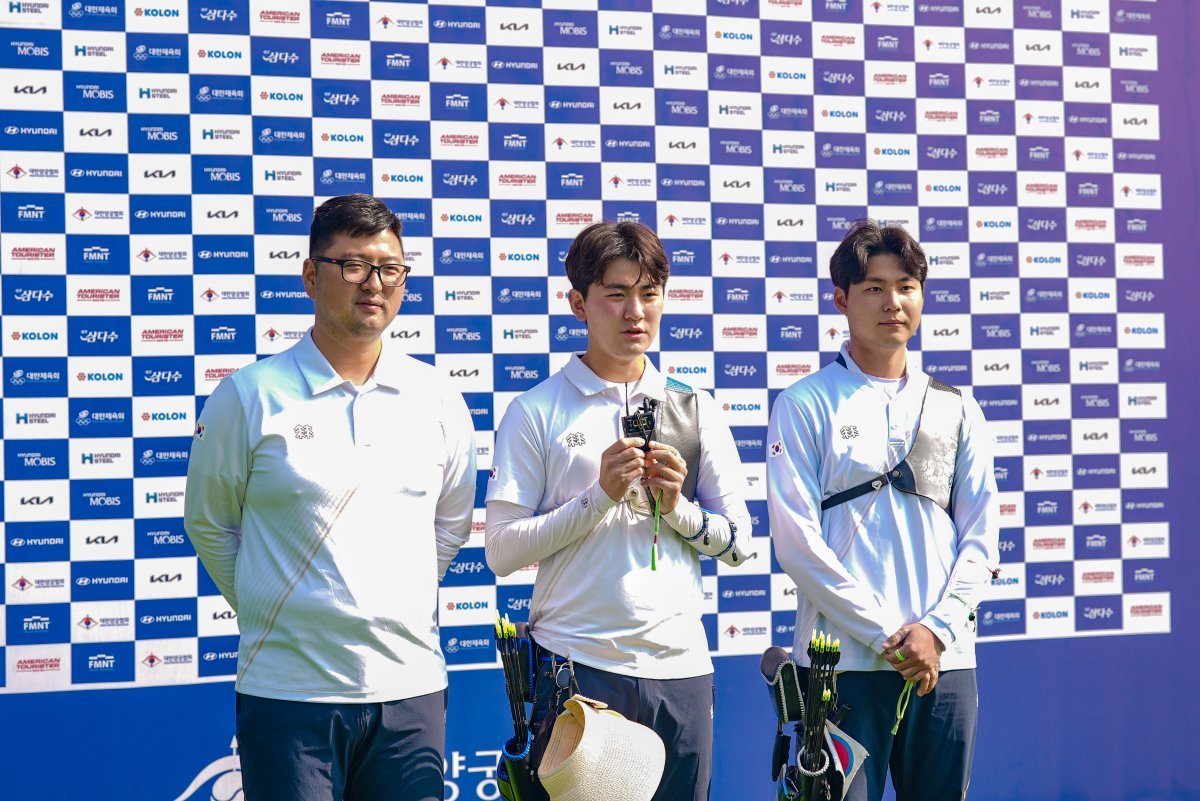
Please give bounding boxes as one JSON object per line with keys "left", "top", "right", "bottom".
{"left": 0, "top": 1, "right": 1195, "bottom": 799}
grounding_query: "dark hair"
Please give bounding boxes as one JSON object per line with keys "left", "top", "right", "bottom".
{"left": 564, "top": 221, "right": 670, "bottom": 297}
{"left": 828, "top": 219, "right": 928, "bottom": 293}
{"left": 309, "top": 194, "right": 403, "bottom": 258}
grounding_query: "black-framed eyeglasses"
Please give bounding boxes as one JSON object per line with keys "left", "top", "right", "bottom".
{"left": 312, "top": 257, "right": 412, "bottom": 287}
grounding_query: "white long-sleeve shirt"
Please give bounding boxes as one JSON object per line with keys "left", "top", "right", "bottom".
{"left": 766, "top": 342, "right": 998, "bottom": 672}
{"left": 485, "top": 355, "right": 752, "bottom": 679}
{"left": 184, "top": 331, "right": 476, "bottom": 702}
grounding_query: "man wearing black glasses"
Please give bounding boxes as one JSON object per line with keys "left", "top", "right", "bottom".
{"left": 185, "top": 193, "right": 477, "bottom": 801}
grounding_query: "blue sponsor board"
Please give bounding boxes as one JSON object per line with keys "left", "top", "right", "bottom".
{"left": 436, "top": 315, "right": 492, "bottom": 354}
{"left": 772, "top": 611, "right": 798, "bottom": 648}
{"left": 136, "top": 598, "right": 199, "bottom": 639}
{"left": 70, "top": 398, "right": 133, "bottom": 439}
{"left": 5, "top": 357, "right": 68, "bottom": 398}
{"left": 195, "top": 235, "right": 254, "bottom": 274}
{"left": 0, "top": 27, "right": 60, "bottom": 69}
{"left": 441, "top": 550, "right": 495, "bottom": 587}
{"left": 5, "top": 521, "right": 70, "bottom": 562}
{"left": 191, "top": 154, "right": 252, "bottom": 195}
{"left": 768, "top": 316, "right": 816, "bottom": 351}
{"left": 462, "top": 393, "right": 493, "bottom": 432}
{"left": 312, "top": 79, "right": 371, "bottom": 119}
{"left": 66, "top": 151, "right": 128, "bottom": 192}
{"left": 730, "top": 426, "right": 766, "bottom": 467}
{"left": 4, "top": 275, "right": 66, "bottom": 316}
{"left": 135, "top": 517, "right": 194, "bottom": 559}
{"left": 72, "top": 641, "right": 135, "bottom": 684}
{"left": 1075, "top": 526, "right": 1122, "bottom": 560}
{"left": 718, "top": 575, "right": 771, "bottom": 612}
{"left": 314, "top": 156, "right": 373, "bottom": 196}
{"left": 496, "top": 585, "right": 533, "bottom": 622}
{"left": 254, "top": 196, "right": 310, "bottom": 234}
{"left": 490, "top": 199, "right": 546, "bottom": 238}
{"left": 489, "top": 45, "right": 543, "bottom": 84}
{"left": 716, "top": 352, "right": 767, "bottom": 389}
{"left": 429, "top": 4, "right": 486, "bottom": 44}
{"left": 493, "top": 278, "right": 548, "bottom": 314}
{"left": 62, "top": 0, "right": 125, "bottom": 31}
{"left": 190, "top": 1, "right": 250, "bottom": 35}
{"left": 194, "top": 315, "right": 255, "bottom": 355}
{"left": 434, "top": 160, "right": 488, "bottom": 199}
{"left": 1075, "top": 595, "right": 1123, "bottom": 632}
{"left": 2, "top": 192, "right": 65, "bottom": 234}
{"left": 1023, "top": 421, "right": 1071, "bottom": 456}
{"left": 134, "top": 437, "right": 192, "bottom": 479}
{"left": 432, "top": 83, "right": 487, "bottom": 122}
{"left": 64, "top": 71, "right": 126, "bottom": 112}
{"left": 0, "top": 109, "right": 64, "bottom": 151}
{"left": 545, "top": 86, "right": 600, "bottom": 124}
{"left": 714, "top": 278, "right": 765, "bottom": 314}
{"left": 198, "top": 635, "right": 240, "bottom": 676}
{"left": 1025, "top": 562, "right": 1074, "bottom": 598}
{"left": 660, "top": 314, "right": 713, "bottom": 351}
{"left": 190, "top": 74, "right": 250, "bottom": 115}
{"left": 72, "top": 560, "right": 135, "bottom": 602}
{"left": 372, "top": 120, "right": 429, "bottom": 159}
{"left": 996, "top": 529, "right": 1024, "bottom": 564}
{"left": 70, "top": 479, "right": 133, "bottom": 521}
{"left": 252, "top": 36, "right": 310, "bottom": 77}
{"left": 549, "top": 314, "right": 590, "bottom": 352}
{"left": 489, "top": 123, "right": 545, "bottom": 162}
{"left": 313, "top": 0, "right": 369, "bottom": 39}
{"left": 7, "top": 603, "right": 70, "bottom": 646}
{"left": 126, "top": 33, "right": 189, "bottom": 74}
{"left": 5, "top": 440, "right": 69, "bottom": 482}
{"left": 977, "top": 600, "right": 1025, "bottom": 637}
{"left": 133, "top": 357, "right": 194, "bottom": 397}
{"left": 69, "top": 316, "right": 131, "bottom": 357}
{"left": 494, "top": 354, "right": 549, "bottom": 393}
{"left": 442, "top": 625, "right": 497, "bottom": 666}
{"left": 253, "top": 116, "right": 312, "bottom": 156}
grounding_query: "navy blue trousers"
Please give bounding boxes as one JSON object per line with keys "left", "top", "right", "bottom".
{"left": 526, "top": 656, "right": 714, "bottom": 801}
{"left": 832, "top": 669, "right": 978, "bottom": 801}
{"left": 235, "top": 689, "right": 446, "bottom": 801}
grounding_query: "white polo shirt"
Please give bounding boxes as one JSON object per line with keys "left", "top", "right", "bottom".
{"left": 766, "top": 342, "right": 998, "bottom": 672}
{"left": 485, "top": 355, "right": 751, "bottom": 679}
{"left": 184, "top": 331, "right": 477, "bottom": 703}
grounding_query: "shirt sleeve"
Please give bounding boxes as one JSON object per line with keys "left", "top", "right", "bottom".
{"left": 766, "top": 391, "right": 905, "bottom": 653}
{"left": 435, "top": 385, "right": 478, "bottom": 580}
{"left": 662, "top": 389, "right": 754, "bottom": 567}
{"left": 483, "top": 398, "right": 617, "bottom": 576}
{"left": 183, "top": 377, "right": 249, "bottom": 610}
{"left": 920, "top": 392, "right": 1000, "bottom": 647}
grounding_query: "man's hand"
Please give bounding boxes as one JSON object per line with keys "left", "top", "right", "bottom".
{"left": 882, "top": 624, "right": 945, "bottom": 696}
{"left": 599, "top": 437, "right": 649, "bottom": 502}
{"left": 643, "top": 441, "right": 688, "bottom": 514}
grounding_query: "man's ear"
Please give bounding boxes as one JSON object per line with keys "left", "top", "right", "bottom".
{"left": 833, "top": 285, "right": 848, "bottom": 315}
{"left": 302, "top": 259, "right": 317, "bottom": 299}
{"left": 568, "top": 288, "right": 587, "bottom": 322}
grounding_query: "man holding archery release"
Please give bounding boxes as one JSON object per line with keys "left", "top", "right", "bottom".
{"left": 767, "top": 220, "right": 998, "bottom": 801}
{"left": 485, "top": 221, "right": 753, "bottom": 801}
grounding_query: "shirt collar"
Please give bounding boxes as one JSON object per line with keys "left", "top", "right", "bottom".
{"left": 295, "top": 329, "right": 403, "bottom": 395}
{"left": 839, "top": 341, "right": 926, "bottom": 390}
{"left": 562, "top": 354, "right": 667, "bottom": 401}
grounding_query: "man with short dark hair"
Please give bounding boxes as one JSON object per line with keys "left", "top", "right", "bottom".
{"left": 485, "top": 221, "right": 753, "bottom": 801}
{"left": 767, "top": 220, "right": 998, "bottom": 801}
{"left": 185, "top": 193, "right": 477, "bottom": 801}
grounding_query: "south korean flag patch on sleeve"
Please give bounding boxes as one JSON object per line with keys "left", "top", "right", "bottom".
{"left": 769, "top": 440, "right": 783, "bottom": 457}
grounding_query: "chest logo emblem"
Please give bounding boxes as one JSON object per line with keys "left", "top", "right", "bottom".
{"left": 564, "top": 432, "right": 586, "bottom": 448}
{"left": 839, "top": 425, "right": 859, "bottom": 440}
{"left": 294, "top": 424, "right": 315, "bottom": 440}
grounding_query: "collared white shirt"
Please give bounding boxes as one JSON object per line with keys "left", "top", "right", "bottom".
{"left": 184, "top": 331, "right": 476, "bottom": 703}
{"left": 767, "top": 342, "right": 998, "bottom": 672}
{"left": 486, "top": 355, "right": 751, "bottom": 679}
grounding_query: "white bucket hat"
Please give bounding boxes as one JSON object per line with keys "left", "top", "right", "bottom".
{"left": 537, "top": 695, "right": 666, "bottom": 801}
